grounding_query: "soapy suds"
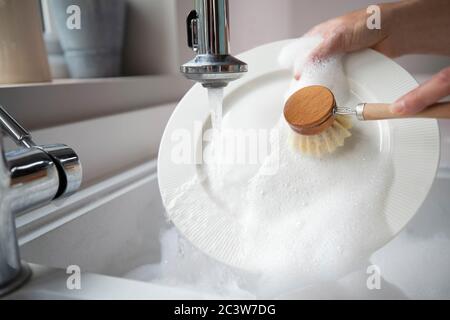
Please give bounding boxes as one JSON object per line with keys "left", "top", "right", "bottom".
{"left": 126, "top": 227, "right": 257, "bottom": 298}
{"left": 152, "top": 37, "right": 396, "bottom": 297}
{"left": 126, "top": 203, "right": 450, "bottom": 299}
{"left": 278, "top": 36, "right": 349, "bottom": 105}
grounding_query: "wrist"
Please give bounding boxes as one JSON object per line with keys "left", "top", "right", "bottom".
{"left": 377, "top": 1, "right": 410, "bottom": 57}
{"left": 383, "top": 0, "right": 448, "bottom": 56}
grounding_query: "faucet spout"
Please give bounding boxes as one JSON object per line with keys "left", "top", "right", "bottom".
{"left": 181, "top": 0, "right": 247, "bottom": 88}
{"left": 0, "top": 105, "right": 82, "bottom": 296}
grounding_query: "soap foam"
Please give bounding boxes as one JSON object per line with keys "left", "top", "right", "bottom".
{"left": 279, "top": 36, "right": 349, "bottom": 105}
{"left": 278, "top": 36, "right": 323, "bottom": 70}
{"left": 151, "top": 37, "right": 394, "bottom": 297}
{"left": 241, "top": 118, "right": 392, "bottom": 282}
{"left": 125, "top": 227, "right": 256, "bottom": 298}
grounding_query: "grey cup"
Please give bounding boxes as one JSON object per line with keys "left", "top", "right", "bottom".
{"left": 49, "top": 0, "right": 126, "bottom": 78}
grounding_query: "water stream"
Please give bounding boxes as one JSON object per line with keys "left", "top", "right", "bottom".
{"left": 207, "top": 87, "right": 224, "bottom": 132}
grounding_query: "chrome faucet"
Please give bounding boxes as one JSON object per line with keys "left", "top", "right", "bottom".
{"left": 181, "top": 0, "right": 247, "bottom": 88}
{"left": 0, "top": 106, "right": 82, "bottom": 296}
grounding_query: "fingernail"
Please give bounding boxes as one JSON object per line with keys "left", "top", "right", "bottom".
{"left": 390, "top": 100, "right": 405, "bottom": 114}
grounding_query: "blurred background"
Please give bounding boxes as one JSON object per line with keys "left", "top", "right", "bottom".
{"left": 228, "top": 0, "right": 450, "bottom": 74}
{"left": 1, "top": 0, "right": 449, "bottom": 184}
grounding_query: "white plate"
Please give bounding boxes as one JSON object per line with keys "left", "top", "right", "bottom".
{"left": 158, "top": 40, "right": 440, "bottom": 268}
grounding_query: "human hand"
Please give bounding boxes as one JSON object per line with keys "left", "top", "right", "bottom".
{"left": 297, "top": 0, "right": 450, "bottom": 81}
{"left": 296, "top": 4, "right": 398, "bottom": 80}
{"left": 390, "top": 67, "right": 450, "bottom": 114}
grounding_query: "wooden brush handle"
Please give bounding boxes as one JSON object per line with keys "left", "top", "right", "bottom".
{"left": 362, "top": 102, "right": 450, "bottom": 120}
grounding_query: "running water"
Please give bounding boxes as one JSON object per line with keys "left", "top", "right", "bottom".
{"left": 206, "top": 88, "right": 226, "bottom": 182}
{"left": 207, "top": 88, "right": 224, "bottom": 132}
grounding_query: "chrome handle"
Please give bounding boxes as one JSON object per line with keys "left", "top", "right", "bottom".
{"left": 0, "top": 106, "right": 34, "bottom": 148}
{"left": 0, "top": 105, "right": 82, "bottom": 199}
{"left": 37, "top": 144, "right": 82, "bottom": 198}
{"left": 0, "top": 103, "right": 83, "bottom": 296}
{"left": 6, "top": 147, "right": 59, "bottom": 213}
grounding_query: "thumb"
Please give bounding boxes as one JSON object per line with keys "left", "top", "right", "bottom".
{"left": 390, "top": 67, "right": 450, "bottom": 115}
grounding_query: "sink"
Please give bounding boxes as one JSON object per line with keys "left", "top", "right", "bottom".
{"left": 17, "top": 160, "right": 165, "bottom": 278}
{"left": 5, "top": 150, "right": 450, "bottom": 299}
{"left": 5, "top": 160, "right": 224, "bottom": 299}
{"left": 5, "top": 264, "right": 220, "bottom": 300}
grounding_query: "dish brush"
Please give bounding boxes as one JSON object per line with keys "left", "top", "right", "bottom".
{"left": 284, "top": 85, "right": 450, "bottom": 157}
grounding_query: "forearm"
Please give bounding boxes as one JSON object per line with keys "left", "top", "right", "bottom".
{"left": 388, "top": 0, "right": 450, "bottom": 56}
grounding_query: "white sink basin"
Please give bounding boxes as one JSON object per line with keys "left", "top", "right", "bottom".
{"left": 6, "top": 152, "right": 450, "bottom": 299}
{"left": 5, "top": 160, "right": 223, "bottom": 299}
{"left": 5, "top": 264, "right": 220, "bottom": 300}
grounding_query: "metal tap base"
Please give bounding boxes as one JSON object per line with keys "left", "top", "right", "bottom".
{"left": 0, "top": 261, "right": 32, "bottom": 297}
{"left": 181, "top": 54, "right": 247, "bottom": 88}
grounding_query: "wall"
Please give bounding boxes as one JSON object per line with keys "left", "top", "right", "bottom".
{"left": 226, "top": 0, "right": 450, "bottom": 75}
{"left": 122, "top": 0, "right": 449, "bottom": 80}
{"left": 122, "top": 0, "right": 180, "bottom": 75}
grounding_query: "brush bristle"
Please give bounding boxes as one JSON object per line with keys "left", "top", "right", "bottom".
{"left": 289, "top": 116, "right": 353, "bottom": 157}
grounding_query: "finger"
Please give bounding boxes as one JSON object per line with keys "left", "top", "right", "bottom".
{"left": 390, "top": 67, "right": 450, "bottom": 114}
{"left": 310, "top": 32, "right": 347, "bottom": 62}
{"left": 293, "top": 38, "right": 339, "bottom": 79}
